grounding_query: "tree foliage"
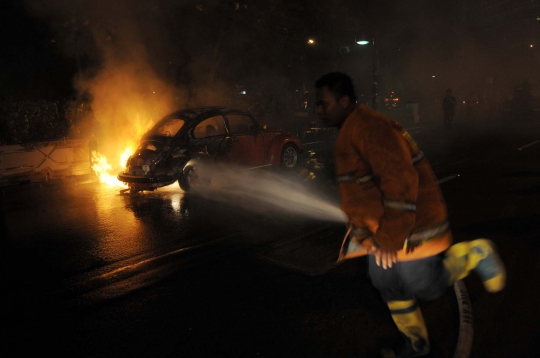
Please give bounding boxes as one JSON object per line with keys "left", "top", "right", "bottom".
{"left": 0, "top": 99, "right": 94, "bottom": 145}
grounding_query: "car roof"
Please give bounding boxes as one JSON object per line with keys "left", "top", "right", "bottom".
{"left": 163, "top": 107, "right": 250, "bottom": 121}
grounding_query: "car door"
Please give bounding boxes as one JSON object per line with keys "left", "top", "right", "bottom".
{"left": 223, "top": 113, "right": 266, "bottom": 167}
{"left": 191, "top": 115, "right": 228, "bottom": 158}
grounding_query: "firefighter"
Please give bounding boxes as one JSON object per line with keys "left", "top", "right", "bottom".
{"left": 314, "top": 72, "right": 505, "bottom": 358}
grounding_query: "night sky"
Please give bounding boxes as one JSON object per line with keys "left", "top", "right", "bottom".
{"left": 0, "top": 0, "right": 77, "bottom": 100}
{"left": 0, "top": 0, "right": 535, "bottom": 103}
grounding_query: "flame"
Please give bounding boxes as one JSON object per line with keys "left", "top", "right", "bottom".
{"left": 120, "top": 147, "right": 133, "bottom": 168}
{"left": 76, "top": 61, "right": 177, "bottom": 188}
{"left": 91, "top": 150, "right": 126, "bottom": 187}
{"left": 90, "top": 114, "right": 155, "bottom": 188}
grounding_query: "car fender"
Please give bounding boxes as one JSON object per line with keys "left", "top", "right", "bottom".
{"left": 182, "top": 158, "right": 204, "bottom": 175}
{"left": 266, "top": 134, "right": 301, "bottom": 166}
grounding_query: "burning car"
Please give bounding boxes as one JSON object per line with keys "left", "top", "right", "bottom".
{"left": 117, "top": 107, "right": 302, "bottom": 193}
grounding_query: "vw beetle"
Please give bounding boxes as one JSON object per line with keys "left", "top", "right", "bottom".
{"left": 118, "top": 107, "right": 302, "bottom": 192}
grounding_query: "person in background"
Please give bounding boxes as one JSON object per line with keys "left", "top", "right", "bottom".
{"left": 315, "top": 72, "right": 506, "bottom": 358}
{"left": 442, "top": 88, "right": 457, "bottom": 129}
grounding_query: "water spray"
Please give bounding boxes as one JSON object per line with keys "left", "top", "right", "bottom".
{"left": 191, "top": 163, "right": 347, "bottom": 224}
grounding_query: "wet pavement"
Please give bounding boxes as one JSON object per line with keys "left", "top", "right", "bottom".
{"left": 2, "top": 117, "right": 540, "bottom": 357}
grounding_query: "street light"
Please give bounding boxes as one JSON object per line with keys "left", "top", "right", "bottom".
{"left": 357, "top": 34, "right": 378, "bottom": 110}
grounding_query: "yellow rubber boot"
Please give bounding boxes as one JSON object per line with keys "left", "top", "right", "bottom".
{"left": 381, "top": 299, "right": 430, "bottom": 358}
{"left": 444, "top": 239, "right": 506, "bottom": 292}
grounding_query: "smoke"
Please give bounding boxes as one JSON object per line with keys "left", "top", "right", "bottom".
{"left": 21, "top": 1, "right": 297, "bottom": 155}
{"left": 21, "top": 0, "right": 197, "bottom": 169}
{"left": 74, "top": 60, "right": 183, "bottom": 160}
{"left": 333, "top": 0, "right": 539, "bottom": 123}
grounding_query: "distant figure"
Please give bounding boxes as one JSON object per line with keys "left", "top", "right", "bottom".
{"left": 442, "top": 89, "right": 457, "bottom": 129}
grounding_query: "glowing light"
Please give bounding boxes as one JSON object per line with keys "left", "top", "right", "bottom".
{"left": 463, "top": 100, "right": 466, "bottom": 104}
{"left": 308, "top": 39, "right": 315, "bottom": 44}
{"left": 432, "top": 75, "right": 436, "bottom": 78}
{"left": 91, "top": 151, "right": 126, "bottom": 187}
{"left": 171, "top": 193, "right": 182, "bottom": 212}
{"left": 88, "top": 108, "right": 155, "bottom": 188}
{"left": 91, "top": 146, "right": 136, "bottom": 188}
{"left": 357, "top": 40, "right": 369, "bottom": 45}
{"left": 120, "top": 147, "right": 133, "bottom": 168}
{"left": 530, "top": 44, "right": 534, "bottom": 48}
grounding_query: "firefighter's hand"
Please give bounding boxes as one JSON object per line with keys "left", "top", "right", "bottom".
{"left": 367, "top": 246, "right": 397, "bottom": 269}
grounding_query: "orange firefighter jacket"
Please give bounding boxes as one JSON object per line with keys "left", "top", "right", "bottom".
{"left": 336, "top": 105, "right": 452, "bottom": 262}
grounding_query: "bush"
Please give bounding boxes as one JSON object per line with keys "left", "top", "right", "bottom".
{"left": 0, "top": 98, "right": 95, "bottom": 145}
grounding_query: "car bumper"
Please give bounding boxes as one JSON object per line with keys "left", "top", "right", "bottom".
{"left": 117, "top": 172, "right": 176, "bottom": 184}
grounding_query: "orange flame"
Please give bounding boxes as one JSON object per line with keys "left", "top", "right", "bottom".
{"left": 76, "top": 58, "right": 179, "bottom": 187}
{"left": 90, "top": 111, "right": 156, "bottom": 187}
{"left": 91, "top": 150, "right": 126, "bottom": 187}
{"left": 90, "top": 122, "right": 154, "bottom": 187}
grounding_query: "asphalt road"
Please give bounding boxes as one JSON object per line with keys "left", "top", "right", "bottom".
{"left": 2, "top": 117, "right": 539, "bottom": 358}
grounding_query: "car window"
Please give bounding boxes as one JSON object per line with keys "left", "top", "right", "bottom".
{"left": 227, "top": 114, "right": 257, "bottom": 134}
{"left": 137, "top": 143, "right": 158, "bottom": 151}
{"left": 147, "top": 118, "right": 185, "bottom": 137}
{"left": 193, "top": 115, "right": 226, "bottom": 138}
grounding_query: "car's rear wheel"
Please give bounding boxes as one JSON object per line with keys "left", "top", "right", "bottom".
{"left": 178, "top": 165, "right": 210, "bottom": 191}
{"left": 178, "top": 166, "right": 194, "bottom": 192}
{"left": 280, "top": 143, "right": 299, "bottom": 169}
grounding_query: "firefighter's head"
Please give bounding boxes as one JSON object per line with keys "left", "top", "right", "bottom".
{"left": 315, "top": 72, "right": 357, "bottom": 127}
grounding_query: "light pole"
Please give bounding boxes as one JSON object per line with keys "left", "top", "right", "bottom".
{"left": 357, "top": 33, "right": 378, "bottom": 110}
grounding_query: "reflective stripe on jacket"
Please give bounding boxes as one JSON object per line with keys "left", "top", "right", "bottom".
{"left": 335, "top": 105, "right": 452, "bottom": 261}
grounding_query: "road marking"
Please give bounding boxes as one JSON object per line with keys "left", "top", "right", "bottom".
{"left": 437, "top": 174, "right": 460, "bottom": 184}
{"left": 95, "top": 235, "right": 232, "bottom": 280}
{"left": 517, "top": 139, "right": 540, "bottom": 151}
{"left": 96, "top": 246, "right": 197, "bottom": 279}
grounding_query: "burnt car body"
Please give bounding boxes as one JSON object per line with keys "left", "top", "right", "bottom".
{"left": 118, "top": 107, "right": 302, "bottom": 192}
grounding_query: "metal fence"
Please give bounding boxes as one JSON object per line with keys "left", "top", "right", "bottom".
{"left": 0, "top": 138, "right": 92, "bottom": 186}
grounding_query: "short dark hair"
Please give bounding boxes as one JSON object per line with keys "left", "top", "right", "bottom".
{"left": 315, "top": 72, "right": 357, "bottom": 102}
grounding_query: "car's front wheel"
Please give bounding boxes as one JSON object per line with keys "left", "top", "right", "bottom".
{"left": 280, "top": 143, "right": 299, "bottom": 169}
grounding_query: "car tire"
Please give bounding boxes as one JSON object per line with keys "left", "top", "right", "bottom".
{"left": 280, "top": 143, "right": 299, "bottom": 169}
{"left": 178, "top": 165, "right": 210, "bottom": 192}
{"left": 178, "top": 166, "right": 195, "bottom": 192}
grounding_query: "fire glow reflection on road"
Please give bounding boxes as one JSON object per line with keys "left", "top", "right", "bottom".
{"left": 170, "top": 193, "right": 183, "bottom": 212}
{"left": 93, "top": 187, "right": 148, "bottom": 258}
